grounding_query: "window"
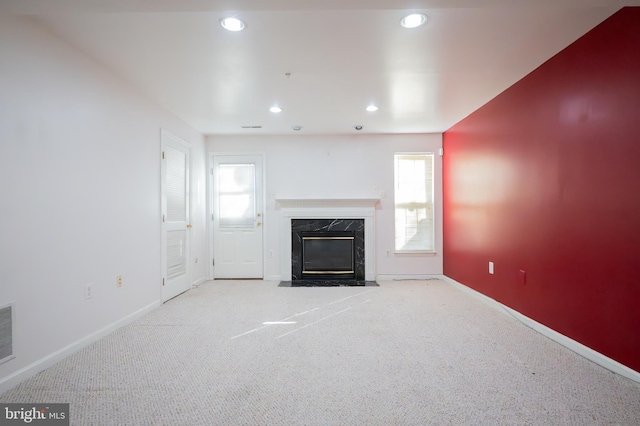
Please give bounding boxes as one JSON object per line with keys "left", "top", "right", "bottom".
{"left": 217, "top": 163, "right": 256, "bottom": 228}
{"left": 394, "top": 153, "right": 435, "bottom": 252}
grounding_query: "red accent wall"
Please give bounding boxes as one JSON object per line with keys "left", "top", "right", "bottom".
{"left": 443, "top": 7, "right": 640, "bottom": 372}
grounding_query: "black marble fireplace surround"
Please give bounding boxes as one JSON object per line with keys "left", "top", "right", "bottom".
{"left": 280, "top": 218, "right": 378, "bottom": 287}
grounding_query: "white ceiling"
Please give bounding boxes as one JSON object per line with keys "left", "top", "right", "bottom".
{"left": 4, "top": 0, "right": 639, "bottom": 135}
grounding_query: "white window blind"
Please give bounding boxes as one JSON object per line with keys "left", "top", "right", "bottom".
{"left": 0, "top": 303, "right": 13, "bottom": 363}
{"left": 166, "top": 230, "right": 186, "bottom": 279}
{"left": 218, "top": 163, "right": 256, "bottom": 228}
{"left": 165, "top": 147, "right": 187, "bottom": 222}
{"left": 394, "top": 153, "right": 434, "bottom": 252}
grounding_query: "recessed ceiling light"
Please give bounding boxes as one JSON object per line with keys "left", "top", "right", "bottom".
{"left": 401, "top": 13, "right": 427, "bottom": 29}
{"left": 269, "top": 106, "right": 282, "bottom": 113}
{"left": 220, "top": 17, "right": 245, "bottom": 32}
{"left": 366, "top": 105, "right": 379, "bottom": 112}
{"left": 354, "top": 125, "right": 363, "bottom": 131}
{"left": 292, "top": 126, "right": 302, "bottom": 131}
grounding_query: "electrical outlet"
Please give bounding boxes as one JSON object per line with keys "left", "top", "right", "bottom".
{"left": 117, "top": 275, "right": 122, "bottom": 288}
{"left": 386, "top": 250, "right": 391, "bottom": 257}
{"left": 268, "top": 250, "right": 274, "bottom": 258}
{"left": 84, "top": 283, "right": 93, "bottom": 300}
{"left": 489, "top": 262, "right": 494, "bottom": 274}
{"left": 518, "top": 270, "right": 526, "bottom": 285}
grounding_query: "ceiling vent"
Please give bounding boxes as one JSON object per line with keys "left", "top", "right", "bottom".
{"left": 241, "top": 125, "right": 262, "bottom": 129}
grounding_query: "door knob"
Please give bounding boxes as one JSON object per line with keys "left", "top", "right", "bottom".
{"left": 256, "top": 221, "right": 262, "bottom": 226}
{"left": 187, "top": 224, "right": 192, "bottom": 228}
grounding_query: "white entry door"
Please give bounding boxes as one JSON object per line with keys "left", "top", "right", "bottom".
{"left": 161, "top": 130, "right": 191, "bottom": 302}
{"left": 212, "top": 155, "right": 263, "bottom": 279}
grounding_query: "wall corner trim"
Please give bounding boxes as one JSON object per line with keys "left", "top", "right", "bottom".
{"left": 0, "top": 300, "right": 161, "bottom": 395}
{"left": 439, "top": 275, "right": 640, "bottom": 385}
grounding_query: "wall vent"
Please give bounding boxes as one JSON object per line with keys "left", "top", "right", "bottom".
{"left": 241, "top": 125, "right": 262, "bottom": 129}
{"left": 0, "top": 303, "right": 14, "bottom": 364}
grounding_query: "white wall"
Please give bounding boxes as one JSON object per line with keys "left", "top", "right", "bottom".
{"left": 0, "top": 17, "right": 207, "bottom": 392}
{"left": 207, "top": 134, "right": 443, "bottom": 280}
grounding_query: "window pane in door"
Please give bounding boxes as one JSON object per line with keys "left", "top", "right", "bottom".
{"left": 218, "top": 163, "right": 256, "bottom": 228}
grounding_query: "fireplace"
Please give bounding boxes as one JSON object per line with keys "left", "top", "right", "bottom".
{"left": 291, "top": 219, "right": 365, "bottom": 282}
{"left": 302, "top": 232, "right": 355, "bottom": 279}
{"left": 277, "top": 198, "right": 379, "bottom": 284}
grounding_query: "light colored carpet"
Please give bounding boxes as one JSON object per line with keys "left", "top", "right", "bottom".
{"left": 1, "top": 279, "right": 639, "bottom": 425}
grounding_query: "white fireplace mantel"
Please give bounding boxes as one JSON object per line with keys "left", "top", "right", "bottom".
{"left": 278, "top": 198, "right": 379, "bottom": 281}
{"left": 276, "top": 198, "right": 380, "bottom": 209}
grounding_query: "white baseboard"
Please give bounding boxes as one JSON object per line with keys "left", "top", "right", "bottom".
{"left": 376, "top": 274, "right": 443, "bottom": 281}
{"left": 192, "top": 276, "right": 208, "bottom": 287}
{"left": 439, "top": 275, "right": 640, "bottom": 385}
{"left": 266, "top": 275, "right": 283, "bottom": 281}
{"left": 0, "top": 300, "right": 160, "bottom": 395}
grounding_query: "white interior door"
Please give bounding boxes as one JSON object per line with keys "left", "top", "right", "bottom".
{"left": 212, "top": 155, "right": 263, "bottom": 279}
{"left": 161, "top": 130, "right": 191, "bottom": 301}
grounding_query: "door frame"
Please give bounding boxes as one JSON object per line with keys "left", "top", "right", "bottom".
{"left": 161, "top": 129, "right": 191, "bottom": 301}
{"left": 208, "top": 152, "right": 266, "bottom": 280}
